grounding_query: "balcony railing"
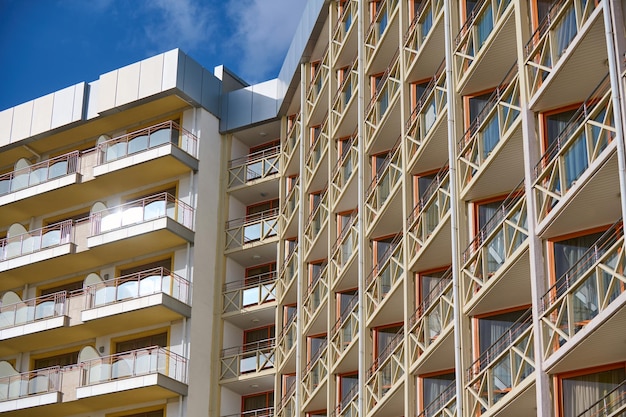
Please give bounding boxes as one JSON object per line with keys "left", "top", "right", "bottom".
{"left": 284, "top": 113, "right": 301, "bottom": 160}
{"left": 303, "top": 340, "right": 328, "bottom": 399}
{"left": 277, "top": 243, "right": 298, "bottom": 301}
{"left": 365, "top": 235, "right": 404, "bottom": 317}
{"left": 330, "top": 294, "right": 359, "bottom": 362}
{"left": 0, "top": 291, "right": 67, "bottom": 329}
{"left": 454, "top": 0, "right": 513, "bottom": 78}
{"left": 525, "top": 0, "right": 598, "bottom": 97}
{"left": 0, "top": 151, "right": 79, "bottom": 197}
{"left": 404, "top": 0, "right": 443, "bottom": 60}
{"left": 220, "top": 339, "right": 275, "bottom": 379}
{"left": 576, "top": 379, "right": 626, "bottom": 417}
{"left": 417, "top": 381, "right": 457, "bottom": 417}
{"left": 0, "top": 219, "right": 73, "bottom": 261}
{"left": 331, "top": 211, "right": 359, "bottom": 279}
{"left": 364, "top": 53, "right": 400, "bottom": 145}
{"left": 223, "top": 407, "right": 275, "bottom": 417}
{"left": 282, "top": 177, "right": 300, "bottom": 223}
{"left": 364, "top": 0, "right": 399, "bottom": 62}
{"left": 97, "top": 120, "right": 198, "bottom": 164}
{"left": 305, "top": 117, "right": 330, "bottom": 182}
{"left": 303, "top": 263, "right": 329, "bottom": 327}
{"left": 0, "top": 366, "right": 61, "bottom": 401}
{"left": 223, "top": 271, "right": 276, "bottom": 313}
{"left": 332, "top": 383, "right": 359, "bottom": 417}
{"left": 226, "top": 208, "right": 279, "bottom": 250}
{"left": 304, "top": 189, "right": 329, "bottom": 252}
{"left": 276, "top": 384, "right": 296, "bottom": 417}
{"left": 405, "top": 61, "right": 447, "bottom": 163}
{"left": 332, "top": 60, "right": 358, "bottom": 126}
{"left": 228, "top": 145, "right": 280, "bottom": 188}
{"left": 365, "top": 143, "right": 402, "bottom": 229}
{"left": 533, "top": 76, "right": 614, "bottom": 221}
{"left": 331, "top": 133, "right": 358, "bottom": 205}
{"left": 408, "top": 269, "right": 453, "bottom": 362}
{"left": 458, "top": 65, "right": 521, "bottom": 188}
{"left": 462, "top": 186, "right": 527, "bottom": 303}
{"left": 366, "top": 328, "right": 405, "bottom": 410}
{"left": 80, "top": 346, "right": 187, "bottom": 386}
{"left": 466, "top": 309, "right": 534, "bottom": 415}
{"left": 91, "top": 192, "right": 194, "bottom": 235}
{"left": 331, "top": 0, "right": 357, "bottom": 56}
{"left": 276, "top": 313, "right": 297, "bottom": 366}
{"left": 540, "top": 220, "right": 625, "bottom": 357}
{"left": 306, "top": 47, "right": 330, "bottom": 112}
{"left": 407, "top": 166, "right": 450, "bottom": 260}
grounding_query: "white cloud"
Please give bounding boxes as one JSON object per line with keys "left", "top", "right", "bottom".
{"left": 225, "top": 0, "right": 308, "bottom": 82}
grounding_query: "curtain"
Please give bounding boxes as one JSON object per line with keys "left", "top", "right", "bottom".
{"left": 555, "top": 5, "right": 577, "bottom": 59}
{"left": 562, "top": 368, "right": 626, "bottom": 417}
{"left": 476, "top": 3, "right": 494, "bottom": 49}
{"left": 481, "top": 114, "right": 500, "bottom": 159}
{"left": 423, "top": 374, "right": 455, "bottom": 414}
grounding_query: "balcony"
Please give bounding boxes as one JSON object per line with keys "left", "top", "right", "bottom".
{"left": 303, "top": 189, "right": 329, "bottom": 261}
{"left": 457, "top": 66, "right": 523, "bottom": 200}
{"left": 275, "top": 314, "right": 297, "bottom": 373}
{"left": 302, "top": 263, "right": 329, "bottom": 335}
{"left": 331, "top": 0, "right": 358, "bottom": 66}
{"left": 405, "top": 62, "right": 448, "bottom": 175}
{"left": 403, "top": 0, "right": 445, "bottom": 81}
{"left": 224, "top": 407, "right": 275, "bottom": 417}
{"left": 331, "top": 385, "right": 358, "bottom": 417}
{"left": 222, "top": 272, "right": 277, "bottom": 318}
{"left": 575, "top": 379, "right": 626, "bottom": 417}
{"left": 306, "top": 48, "right": 330, "bottom": 125}
{"left": 277, "top": 244, "right": 298, "bottom": 305}
{"left": 407, "top": 166, "right": 451, "bottom": 272}
{"left": 225, "top": 209, "right": 279, "bottom": 260}
{"left": 281, "top": 177, "right": 300, "bottom": 237}
{"left": 76, "top": 346, "right": 187, "bottom": 404}
{"left": 330, "top": 212, "right": 358, "bottom": 291}
{"left": 228, "top": 145, "right": 280, "bottom": 203}
{"left": 364, "top": 0, "right": 399, "bottom": 72}
{"left": 330, "top": 134, "right": 358, "bottom": 213}
{"left": 302, "top": 340, "right": 328, "bottom": 411}
{"left": 329, "top": 295, "right": 358, "bottom": 373}
{"left": 331, "top": 60, "right": 358, "bottom": 139}
{"left": 408, "top": 269, "right": 454, "bottom": 373}
{"left": 364, "top": 54, "right": 401, "bottom": 154}
{"left": 220, "top": 339, "right": 275, "bottom": 383}
{"left": 454, "top": 0, "right": 516, "bottom": 94}
{"left": 466, "top": 310, "right": 535, "bottom": 416}
{"left": 365, "top": 329, "right": 404, "bottom": 415}
{"left": 305, "top": 117, "right": 330, "bottom": 192}
{"left": 284, "top": 113, "right": 301, "bottom": 176}
{"left": 461, "top": 187, "right": 530, "bottom": 315}
{"left": 276, "top": 384, "right": 296, "bottom": 417}
{"left": 365, "top": 235, "right": 404, "bottom": 327}
{"left": 417, "top": 382, "right": 456, "bottom": 417}
{"left": 540, "top": 221, "right": 626, "bottom": 372}
{"left": 0, "top": 366, "right": 62, "bottom": 413}
{"left": 533, "top": 76, "right": 618, "bottom": 236}
{"left": 525, "top": 0, "right": 605, "bottom": 110}
{"left": 364, "top": 144, "right": 403, "bottom": 236}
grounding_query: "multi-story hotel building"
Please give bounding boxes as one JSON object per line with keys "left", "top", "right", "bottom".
{"left": 1, "top": 1, "right": 626, "bottom": 416}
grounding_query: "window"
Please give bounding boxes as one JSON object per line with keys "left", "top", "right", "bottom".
{"left": 419, "top": 371, "right": 455, "bottom": 412}
{"left": 372, "top": 235, "right": 398, "bottom": 296}
{"left": 337, "top": 210, "right": 357, "bottom": 260}
{"left": 33, "top": 351, "right": 79, "bottom": 370}
{"left": 307, "top": 334, "right": 327, "bottom": 363}
{"left": 337, "top": 289, "right": 358, "bottom": 321}
{"left": 308, "top": 260, "right": 327, "bottom": 301}
{"left": 283, "top": 373, "right": 296, "bottom": 397}
{"left": 463, "top": 0, "right": 480, "bottom": 21}
{"left": 244, "top": 262, "right": 276, "bottom": 306}
{"left": 116, "top": 332, "right": 167, "bottom": 353}
{"left": 245, "top": 200, "right": 279, "bottom": 242}
{"left": 373, "top": 324, "right": 403, "bottom": 360}
{"left": 558, "top": 365, "right": 626, "bottom": 416}
{"left": 337, "top": 66, "right": 352, "bottom": 106}
{"left": 337, "top": 372, "right": 359, "bottom": 407}
{"left": 39, "top": 280, "right": 83, "bottom": 296}
{"left": 371, "top": 73, "right": 389, "bottom": 116}
{"left": 475, "top": 309, "right": 527, "bottom": 358}
{"left": 541, "top": 107, "right": 578, "bottom": 153}
{"left": 337, "top": 136, "right": 354, "bottom": 179}
{"left": 417, "top": 268, "right": 451, "bottom": 308}
{"left": 242, "top": 391, "right": 274, "bottom": 414}
{"left": 532, "top": 0, "right": 554, "bottom": 30}
{"left": 121, "top": 410, "right": 164, "bottom": 417}
{"left": 414, "top": 170, "right": 439, "bottom": 207}
{"left": 411, "top": 80, "right": 431, "bottom": 110}
{"left": 465, "top": 91, "right": 497, "bottom": 158}
{"left": 247, "top": 199, "right": 279, "bottom": 218}
{"left": 244, "top": 325, "right": 275, "bottom": 350}
{"left": 119, "top": 258, "right": 171, "bottom": 277}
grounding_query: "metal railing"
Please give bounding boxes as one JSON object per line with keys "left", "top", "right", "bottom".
{"left": 277, "top": 243, "right": 298, "bottom": 302}
{"left": 0, "top": 151, "right": 79, "bottom": 196}
{"left": 330, "top": 294, "right": 359, "bottom": 362}
{"left": 365, "top": 234, "right": 404, "bottom": 317}
{"left": 331, "top": 383, "right": 359, "bottom": 417}
{"left": 223, "top": 271, "right": 276, "bottom": 313}
{"left": 302, "top": 339, "right": 328, "bottom": 400}
{"left": 97, "top": 120, "right": 198, "bottom": 164}
{"left": 281, "top": 177, "right": 300, "bottom": 223}
{"left": 225, "top": 208, "right": 279, "bottom": 250}
{"left": 222, "top": 407, "right": 275, "bottom": 417}
{"left": 366, "top": 328, "right": 404, "bottom": 410}
{"left": 417, "top": 381, "right": 457, "bottom": 417}
{"left": 364, "top": 52, "right": 400, "bottom": 145}
{"left": 275, "top": 313, "right": 297, "bottom": 367}
{"left": 576, "top": 379, "right": 626, "bottom": 417}
{"left": 365, "top": 142, "right": 402, "bottom": 229}
{"left": 404, "top": 0, "right": 444, "bottom": 58}
{"left": 228, "top": 145, "right": 280, "bottom": 188}
{"left": 0, "top": 366, "right": 61, "bottom": 401}
{"left": 303, "top": 189, "right": 329, "bottom": 253}
{"left": 220, "top": 338, "right": 275, "bottom": 379}
{"left": 305, "top": 117, "right": 330, "bottom": 182}
{"left": 80, "top": 346, "right": 187, "bottom": 385}
{"left": 331, "top": 211, "right": 359, "bottom": 279}
{"left": 364, "top": 0, "right": 399, "bottom": 62}
{"left": 303, "top": 262, "right": 329, "bottom": 327}
{"left": 332, "top": 59, "right": 358, "bottom": 125}
{"left": 0, "top": 219, "right": 73, "bottom": 261}
{"left": 0, "top": 291, "right": 67, "bottom": 329}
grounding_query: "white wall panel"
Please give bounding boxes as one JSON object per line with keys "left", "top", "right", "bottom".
{"left": 30, "top": 93, "right": 54, "bottom": 136}
{"left": 0, "top": 108, "right": 13, "bottom": 147}
{"left": 98, "top": 70, "right": 118, "bottom": 113}
{"left": 226, "top": 88, "right": 253, "bottom": 131}
{"left": 162, "top": 49, "right": 182, "bottom": 91}
{"left": 115, "top": 62, "right": 141, "bottom": 107}
{"left": 51, "top": 84, "right": 83, "bottom": 130}
{"left": 182, "top": 55, "right": 203, "bottom": 103}
{"left": 11, "top": 101, "right": 33, "bottom": 142}
{"left": 251, "top": 80, "right": 279, "bottom": 122}
{"left": 86, "top": 81, "right": 99, "bottom": 120}
{"left": 138, "top": 54, "right": 164, "bottom": 99}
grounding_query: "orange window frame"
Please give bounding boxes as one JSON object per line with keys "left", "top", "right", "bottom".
{"left": 463, "top": 88, "right": 495, "bottom": 131}
{"left": 415, "top": 266, "right": 451, "bottom": 307}
{"left": 283, "top": 304, "right": 297, "bottom": 326}
{"left": 370, "top": 72, "right": 385, "bottom": 100}
{"left": 471, "top": 305, "right": 531, "bottom": 362}
{"left": 417, "top": 369, "right": 455, "bottom": 413}
{"left": 538, "top": 103, "right": 582, "bottom": 155}
{"left": 249, "top": 139, "right": 279, "bottom": 155}
{"left": 243, "top": 325, "right": 275, "bottom": 346}
{"left": 337, "top": 209, "right": 356, "bottom": 237}
{"left": 337, "top": 371, "right": 359, "bottom": 403}
{"left": 241, "top": 391, "right": 274, "bottom": 412}
{"left": 413, "top": 168, "right": 441, "bottom": 207}
{"left": 245, "top": 262, "right": 276, "bottom": 284}
{"left": 410, "top": 78, "right": 433, "bottom": 111}
{"left": 308, "top": 259, "right": 327, "bottom": 286}
{"left": 471, "top": 193, "right": 512, "bottom": 238}
{"left": 246, "top": 199, "right": 279, "bottom": 217}
{"left": 372, "top": 322, "right": 403, "bottom": 360}
{"left": 307, "top": 333, "right": 328, "bottom": 363}
{"left": 310, "top": 124, "right": 321, "bottom": 147}
{"left": 371, "top": 150, "right": 389, "bottom": 181}
{"left": 372, "top": 233, "right": 398, "bottom": 271}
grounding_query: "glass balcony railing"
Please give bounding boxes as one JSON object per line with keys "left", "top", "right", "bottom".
{"left": 303, "top": 340, "right": 328, "bottom": 400}
{"left": 0, "top": 151, "right": 79, "bottom": 197}
{"left": 364, "top": 0, "right": 399, "bottom": 62}
{"left": 408, "top": 268, "right": 453, "bottom": 363}
{"left": 223, "top": 407, "right": 275, "bottom": 417}
{"left": 417, "top": 381, "right": 456, "bottom": 417}
{"left": 277, "top": 243, "right": 298, "bottom": 301}
{"left": 332, "top": 60, "right": 358, "bottom": 126}
{"left": 466, "top": 309, "right": 534, "bottom": 415}
{"left": 365, "top": 235, "right": 404, "bottom": 317}
{"left": 407, "top": 166, "right": 450, "bottom": 259}
{"left": 282, "top": 177, "right": 300, "bottom": 223}
{"left": 364, "top": 53, "right": 400, "bottom": 145}
{"left": 0, "top": 219, "right": 73, "bottom": 261}
{"left": 0, "top": 366, "right": 61, "bottom": 401}
{"left": 366, "top": 328, "right": 404, "bottom": 410}
{"left": 97, "top": 120, "right": 198, "bottom": 164}
{"left": 304, "top": 189, "right": 329, "bottom": 251}
{"left": 540, "top": 220, "right": 625, "bottom": 357}
{"left": 85, "top": 267, "right": 190, "bottom": 309}
{"left": 533, "top": 76, "right": 614, "bottom": 221}
{"left": 454, "top": 0, "right": 513, "bottom": 78}
{"left": 403, "top": 0, "right": 443, "bottom": 59}
{"left": 331, "top": 212, "right": 358, "bottom": 279}
{"left": 80, "top": 346, "right": 187, "bottom": 386}
{"left": 330, "top": 294, "right": 358, "bottom": 361}
{"left": 228, "top": 145, "right": 280, "bottom": 188}
{"left": 405, "top": 62, "right": 446, "bottom": 163}
{"left": 303, "top": 263, "right": 329, "bottom": 326}
{"left": 223, "top": 271, "right": 276, "bottom": 313}
{"left": 225, "top": 208, "right": 279, "bottom": 250}
{"left": 461, "top": 186, "right": 527, "bottom": 303}
{"left": 91, "top": 192, "right": 194, "bottom": 235}
{"left": 285, "top": 113, "right": 301, "bottom": 160}
{"left": 220, "top": 339, "right": 275, "bottom": 379}
{"left": 332, "top": 383, "right": 359, "bottom": 417}
{"left": 576, "top": 379, "right": 626, "bottom": 417}
{"left": 0, "top": 291, "right": 67, "bottom": 329}
{"left": 275, "top": 313, "right": 297, "bottom": 366}
{"left": 365, "top": 143, "right": 402, "bottom": 228}
{"left": 305, "top": 117, "right": 330, "bottom": 182}
{"left": 525, "top": 0, "right": 598, "bottom": 97}
{"left": 457, "top": 65, "right": 521, "bottom": 188}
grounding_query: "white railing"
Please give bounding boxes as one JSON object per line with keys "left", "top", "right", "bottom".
{"left": 0, "top": 220, "right": 73, "bottom": 261}
{"left": 228, "top": 145, "right": 280, "bottom": 188}
{"left": 404, "top": 0, "right": 444, "bottom": 59}
{"left": 330, "top": 294, "right": 359, "bottom": 361}
{"left": 223, "top": 271, "right": 277, "bottom": 313}
{"left": 417, "top": 381, "right": 457, "bottom": 417}
{"left": 365, "top": 234, "right": 404, "bottom": 317}
{"left": 364, "top": 142, "right": 402, "bottom": 229}
{"left": 0, "top": 366, "right": 61, "bottom": 401}
{"left": 366, "top": 328, "right": 404, "bottom": 410}
{"left": 225, "top": 208, "right": 279, "bottom": 250}
{"left": 220, "top": 339, "right": 275, "bottom": 379}
{"left": 0, "top": 151, "right": 79, "bottom": 196}
{"left": 0, "top": 291, "right": 67, "bottom": 329}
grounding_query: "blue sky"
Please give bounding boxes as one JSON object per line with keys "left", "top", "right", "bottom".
{"left": 0, "top": 0, "right": 307, "bottom": 111}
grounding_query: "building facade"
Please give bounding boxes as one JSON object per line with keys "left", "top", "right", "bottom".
{"left": 1, "top": 1, "right": 626, "bottom": 417}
